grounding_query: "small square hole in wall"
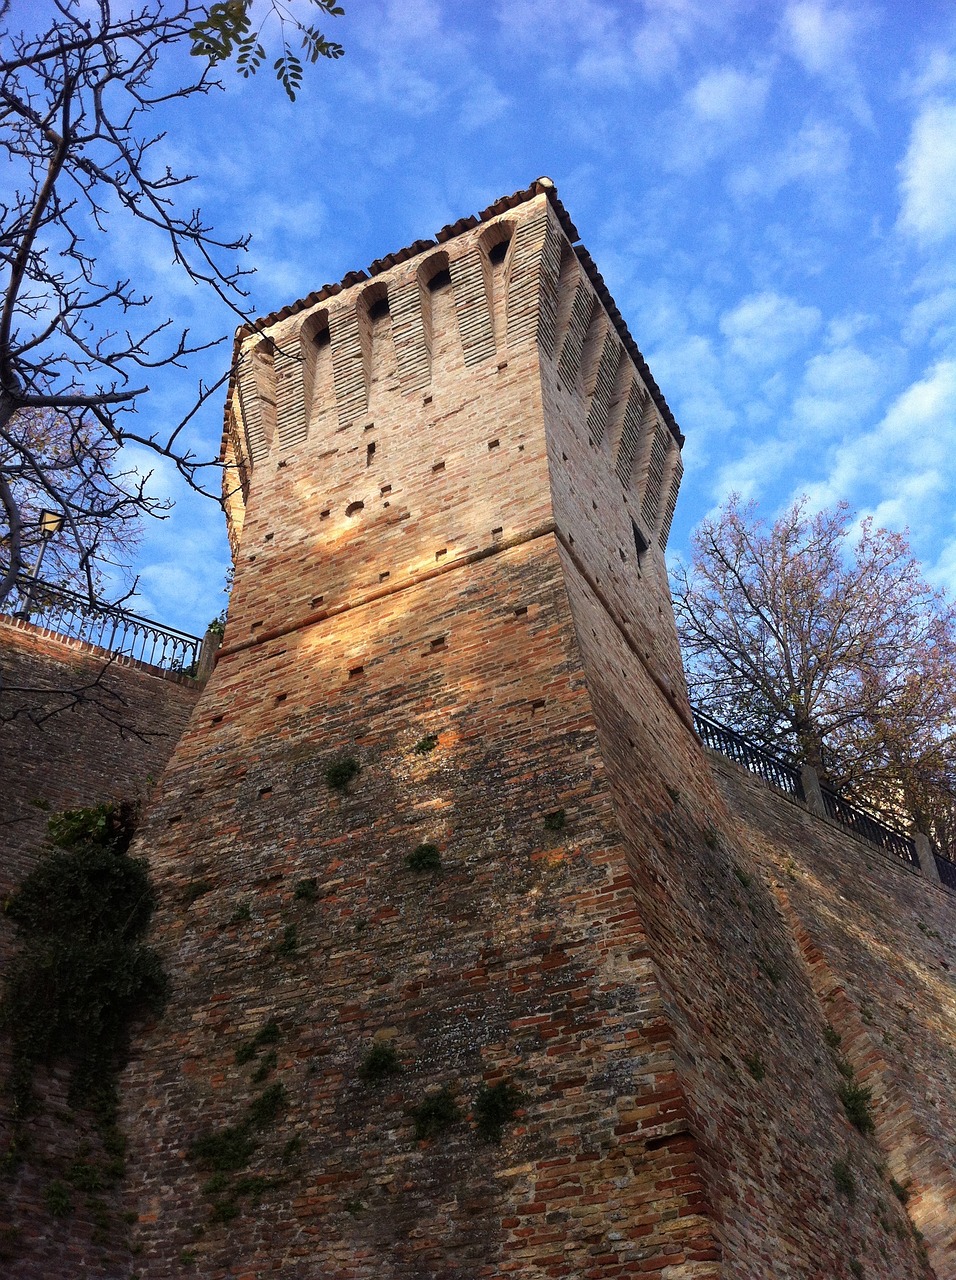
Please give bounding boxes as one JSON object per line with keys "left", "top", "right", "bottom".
{"left": 435, "top": 548, "right": 447, "bottom": 561}
{"left": 264, "top": 532, "right": 274, "bottom": 541}
{"left": 379, "top": 571, "right": 390, "bottom": 582}
{"left": 497, "top": 359, "right": 508, "bottom": 371}
{"left": 381, "top": 484, "right": 392, "bottom": 495}
{"left": 248, "top": 554, "right": 256, "bottom": 562}
{"left": 211, "top": 714, "right": 224, "bottom": 724}
{"left": 514, "top": 606, "right": 528, "bottom": 617}
{"left": 423, "top": 394, "right": 433, "bottom": 405}
{"left": 492, "top": 527, "right": 503, "bottom": 540}
{"left": 348, "top": 665, "right": 365, "bottom": 680}
{"left": 530, "top": 699, "right": 545, "bottom": 713}
{"left": 430, "top": 636, "right": 446, "bottom": 651}
{"left": 258, "top": 786, "right": 273, "bottom": 799}
{"left": 310, "top": 595, "right": 324, "bottom": 608}
{"left": 366, "top": 442, "right": 376, "bottom": 466}
{"left": 277, "top": 459, "right": 288, "bottom": 469}
{"left": 488, "top": 439, "right": 500, "bottom": 451}
{"left": 432, "top": 461, "right": 445, "bottom": 473}
{"left": 518, "top": 444, "right": 525, "bottom": 452}
{"left": 251, "top": 620, "right": 263, "bottom": 631}
{"left": 275, "top": 693, "right": 287, "bottom": 704}
{"left": 363, "top": 421, "right": 376, "bottom": 432}
{"left": 320, "top": 509, "right": 331, "bottom": 520}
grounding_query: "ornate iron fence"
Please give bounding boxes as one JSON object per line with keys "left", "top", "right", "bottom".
{"left": 691, "top": 708, "right": 804, "bottom": 799}
{"left": 3, "top": 575, "right": 201, "bottom": 673}
{"left": 819, "top": 788, "right": 919, "bottom": 868}
{"left": 691, "top": 705, "right": 927, "bottom": 871}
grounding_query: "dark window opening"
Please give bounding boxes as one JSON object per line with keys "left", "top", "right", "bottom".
{"left": 489, "top": 238, "right": 510, "bottom": 265}
{"left": 632, "top": 520, "right": 650, "bottom": 565}
{"left": 366, "top": 441, "right": 376, "bottom": 466}
{"left": 346, "top": 500, "right": 365, "bottom": 517}
{"left": 368, "top": 296, "right": 390, "bottom": 322}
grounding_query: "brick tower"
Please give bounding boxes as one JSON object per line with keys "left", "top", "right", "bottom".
{"left": 118, "top": 182, "right": 941, "bottom": 1279}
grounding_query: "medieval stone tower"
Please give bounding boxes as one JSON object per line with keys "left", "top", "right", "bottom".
{"left": 111, "top": 182, "right": 955, "bottom": 1279}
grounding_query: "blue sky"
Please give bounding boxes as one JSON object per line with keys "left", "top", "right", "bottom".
{"left": 103, "top": 0, "right": 956, "bottom": 636}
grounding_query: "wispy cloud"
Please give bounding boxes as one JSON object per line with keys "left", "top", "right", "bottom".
{"left": 897, "top": 100, "right": 956, "bottom": 246}
{"left": 668, "top": 64, "right": 771, "bottom": 171}
{"left": 720, "top": 291, "right": 822, "bottom": 365}
{"left": 781, "top": 0, "right": 872, "bottom": 124}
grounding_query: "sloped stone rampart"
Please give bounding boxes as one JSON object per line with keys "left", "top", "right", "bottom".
{"left": 0, "top": 615, "right": 200, "bottom": 1278}
{"left": 709, "top": 751, "right": 956, "bottom": 1277}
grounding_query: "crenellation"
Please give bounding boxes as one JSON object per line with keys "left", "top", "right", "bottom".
{"left": 5, "top": 180, "right": 954, "bottom": 1280}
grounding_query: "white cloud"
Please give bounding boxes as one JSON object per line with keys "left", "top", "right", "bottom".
{"left": 720, "top": 291, "right": 822, "bottom": 365}
{"left": 729, "top": 118, "right": 850, "bottom": 203}
{"left": 897, "top": 100, "right": 956, "bottom": 246}
{"left": 688, "top": 66, "right": 770, "bottom": 126}
{"left": 668, "top": 65, "right": 772, "bottom": 171}
{"left": 792, "top": 344, "right": 885, "bottom": 433}
{"left": 801, "top": 359, "right": 956, "bottom": 512}
{"left": 781, "top": 1, "right": 871, "bottom": 124}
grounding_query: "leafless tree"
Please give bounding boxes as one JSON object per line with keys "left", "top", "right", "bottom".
{"left": 674, "top": 495, "right": 956, "bottom": 841}
{"left": 0, "top": 0, "right": 344, "bottom": 607}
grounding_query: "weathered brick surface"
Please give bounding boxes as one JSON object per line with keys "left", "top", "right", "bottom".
{"left": 709, "top": 752, "right": 956, "bottom": 1277}
{"left": 0, "top": 616, "right": 199, "bottom": 894}
{"left": 4, "top": 184, "right": 952, "bottom": 1279}
{"left": 0, "top": 617, "right": 200, "bottom": 1277}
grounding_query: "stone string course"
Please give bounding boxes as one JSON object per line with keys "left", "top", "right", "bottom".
{"left": 0, "top": 186, "right": 952, "bottom": 1278}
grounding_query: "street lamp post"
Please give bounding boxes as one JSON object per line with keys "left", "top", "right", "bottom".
{"left": 14, "top": 508, "right": 65, "bottom": 621}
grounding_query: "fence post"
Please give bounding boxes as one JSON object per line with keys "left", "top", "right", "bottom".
{"left": 914, "top": 833, "right": 941, "bottom": 884}
{"left": 195, "top": 628, "right": 222, "bottom": 683}
{"left": 800, "top": 765, "right": 826, "bottom": 818}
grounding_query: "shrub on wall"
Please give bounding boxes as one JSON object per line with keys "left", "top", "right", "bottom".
{"left": 1, "top": 802, "right": 168, "bottom": 1115}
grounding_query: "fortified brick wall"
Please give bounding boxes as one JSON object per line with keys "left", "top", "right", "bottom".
{"left": 710, "top": 751, "right": 956, "bottom": 1273}
{"left": 1, "top": 183, "right": 951, "bottom": 1280}
{"left": 0, "top": 616, "right": 201, "bottom": 1276}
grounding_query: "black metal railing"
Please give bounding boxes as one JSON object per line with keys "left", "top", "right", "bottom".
{"left": 692, "top": 705, "right": 926, "bottom": 871}
{"left": 2, "top": 575, "right": 201, "bottom": 673}
{"left": 691, "top": 708, "right": 804, "bottom": 799}
{"left": 819, "top": 788, "right": 919, "bottom": 868}
{"left": 934, "top": 854, "right": 956, "bottom": 891}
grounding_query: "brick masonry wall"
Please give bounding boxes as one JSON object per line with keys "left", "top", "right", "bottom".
{"left": 0, "top": 616, "right": 201, "bottom": 1277}
{"left": 709, "top": 751, "right": 956, "bottom": 1277}
{"left": 6, "top": 186, "right": 951, "bottom": 1280}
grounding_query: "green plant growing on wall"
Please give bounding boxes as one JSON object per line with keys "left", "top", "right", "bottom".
{"left": 325, "top": 756, "right": 361, "bottom": 792}
{"left": 742, "top": 1052, "right": 766, "bottom": 1081}
{"left": 1, "top": 803, "right": 168, "bottom": 1119}
{"left": 190, "top": 1085, "right": 289, "bottom": 1220}
{"left": 252, "top": 1051, "right": 278, "bottom": 1084}
{"left": 832, "top": 1158, "right": 856, "bottom": 1201}
{"left": 838, "top": 1079, "right": 875, "bottom": 1135}
{"left": 413, "top": 734, "right": 439, "bottom": 755}
{"left": 543, "top": 809, "right": 566, "bottom": 832}
{"left": 358, "top": 1041, "right": 402, "bottom": 1083}
{"left": 293, "top": 878, "right": 319, "bottom": 902}
{"left": 406, "top": 843, "right": 442, "bottom": 872}
{"left": 44, "top": 1179, "right": 72, "bottom": 1217}
{"left": 277, "top": 924, "right": 299, "bottom": 956}
{"left": 227, "top": 902, "right": 252, "bottom": 926}
{"left": 473, "top": 1080, "right": 524, "bottom": 1142}
{"left": 410, "top": 1088, "right": 459, "bottom": 1140}
{"left": 236, "top": 1019, "right": 281, "bottom": 1065}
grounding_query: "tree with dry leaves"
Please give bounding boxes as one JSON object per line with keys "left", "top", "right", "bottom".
{"left": 673, "top": 495, "right": 956, "bottom": 843}
{"left": 0, "top": 0, "right": 344, "bottom": 608}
